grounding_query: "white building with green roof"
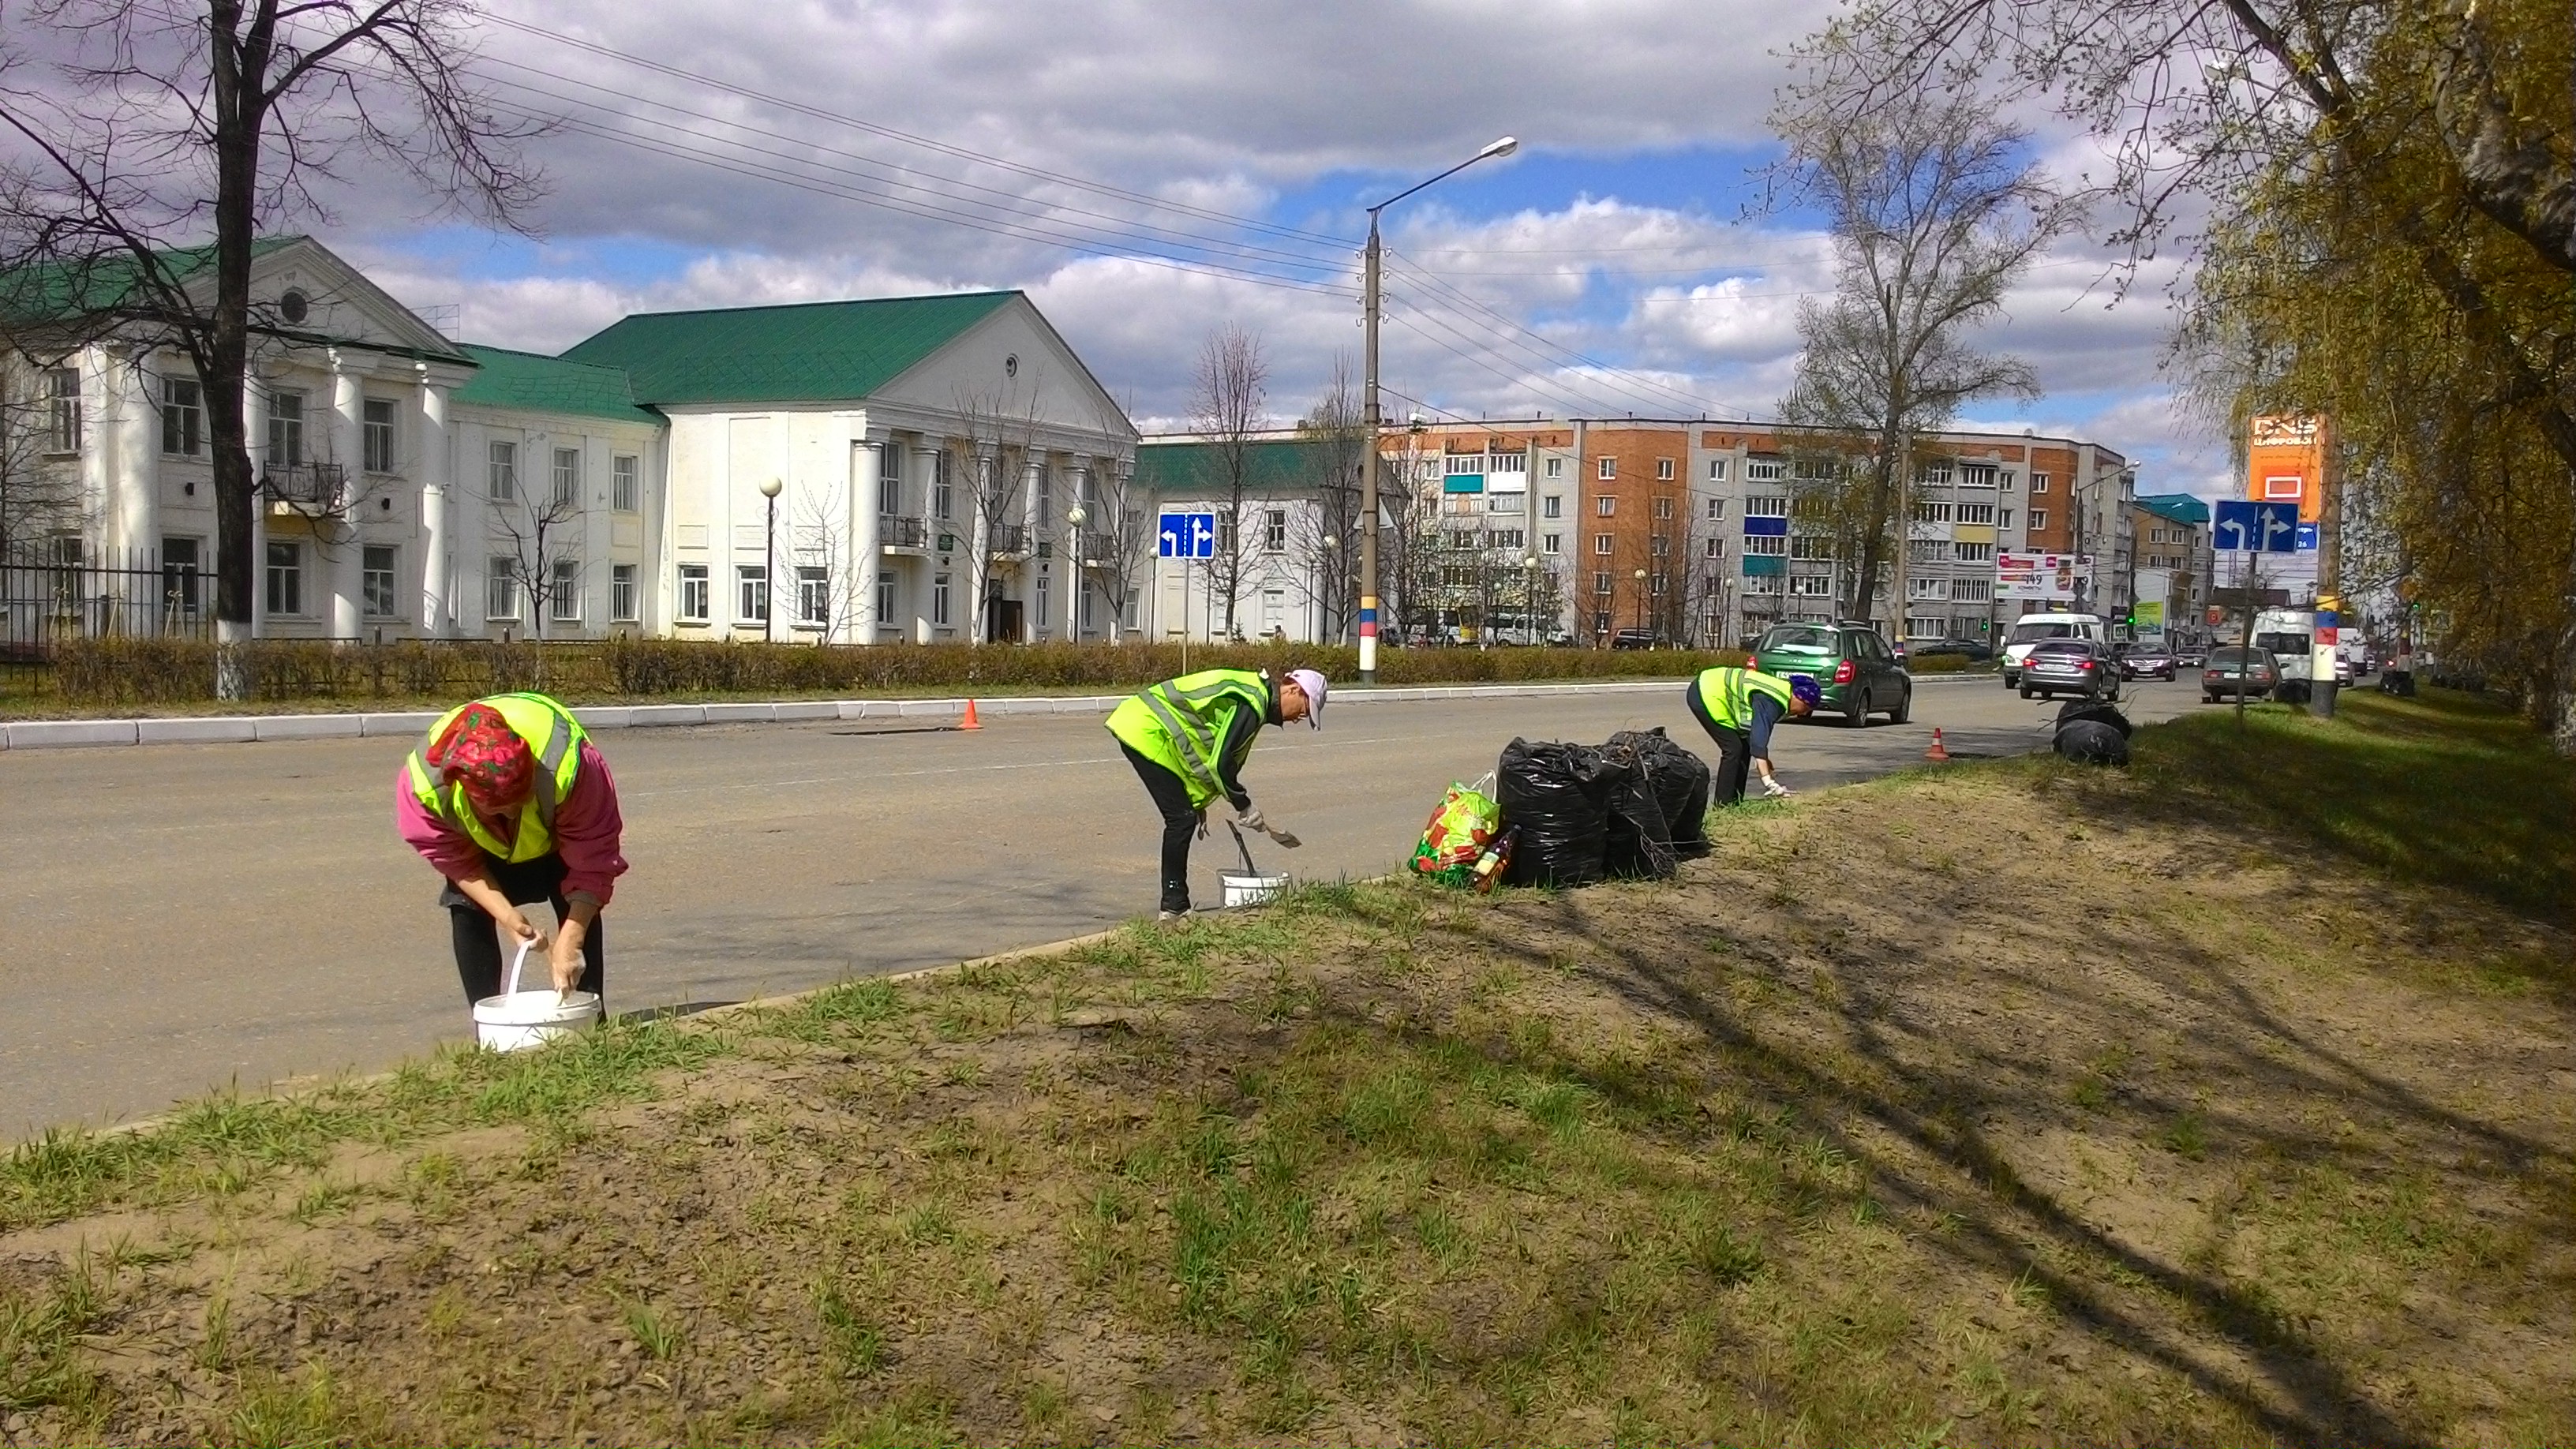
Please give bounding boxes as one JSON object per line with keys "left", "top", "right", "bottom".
{"left": 9, "top": 238, "right": 1139, "bottom": 646}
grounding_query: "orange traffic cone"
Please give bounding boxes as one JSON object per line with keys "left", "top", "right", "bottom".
{"left": 1925, "top": 726, "right": 1950, "bottom": 762}
{"left": 959, "top": 698, "right": 982, "bottom": 731}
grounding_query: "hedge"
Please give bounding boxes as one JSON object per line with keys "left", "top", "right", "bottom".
{"left": 32, "top": 638, "right": 1755, "bottom": 710}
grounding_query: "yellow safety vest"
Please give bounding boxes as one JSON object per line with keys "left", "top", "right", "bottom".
{"left": 404, "top": 691, "right": 589, "bottom": 863}
{"left": 1694, "top": 667, "right": 1795, "bottom": 732}
{"left": 1105, "top": 668, "right": 1273, "bottom": 809}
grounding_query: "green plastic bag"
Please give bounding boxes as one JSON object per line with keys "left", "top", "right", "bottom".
{"left": 1410, "top": 772, "right": 1499, "bottom": 887}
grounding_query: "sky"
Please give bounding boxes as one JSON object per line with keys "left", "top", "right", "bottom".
{"left": 309, "top": 0, "right": 2230, "bottom": 495}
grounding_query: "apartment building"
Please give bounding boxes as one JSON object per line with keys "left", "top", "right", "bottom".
{"left": 2132, "top": 493, "right": 2214, "bottom": 643}
{"left": 1387, "top": 417, "right": 2135, "bottom": 647}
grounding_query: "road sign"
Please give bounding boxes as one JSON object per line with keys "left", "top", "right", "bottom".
{"left": 2296, "top": 522, "right": 2320, "bottom": 551}
{"left": 2213, "top": 500, "right": 2300, "bottom": 553}
{"left": 1157, "top": 511, "right": 1217, "bottom": 560}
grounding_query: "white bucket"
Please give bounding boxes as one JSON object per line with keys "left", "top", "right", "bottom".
{"left": 470, "top": 937, "right": 599, "bottom": 1051}
{"left": 472, "top": 990, "right": 601, "bottom": 1051}
{"left": 1219, "top": 870, "right": 1291, "bottom": 908}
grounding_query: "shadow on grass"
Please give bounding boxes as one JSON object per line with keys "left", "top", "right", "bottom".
{"left": 2119, "top": 690, "right": 2574, "bottom": 926}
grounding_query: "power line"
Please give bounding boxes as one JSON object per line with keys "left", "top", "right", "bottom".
{"left": 1383, "top": 266, "right": 1713, "bottom": 417}
{"left": 1385, "top": 249, "right": 1717, "bottom": 414}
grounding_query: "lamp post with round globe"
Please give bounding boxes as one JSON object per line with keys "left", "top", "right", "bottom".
{"left": 758, "top": 476, "right": 783, "bottom": 643}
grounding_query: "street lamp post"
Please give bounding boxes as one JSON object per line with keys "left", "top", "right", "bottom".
{"left": 1359, "top": 135, "right": 1518, "bottom": 684}
{"left": 1524, "top": 552, "right": 1541, "bottom": 645}
{"left": 1633, "top": 567, "right": 1648, "bottom": 639}
{"left": 759, "top": 476, "right": 783, "bottom": 643}
{"left": 1323, "top": 532, "right": 1340, "bottom": 642}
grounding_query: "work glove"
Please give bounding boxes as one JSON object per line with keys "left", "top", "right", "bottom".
{"left": 1761, "top": 777, "right": 1794, "bottom": 799}
{"left": 1234, "top": 807, "right": 1267, "bottom": 833}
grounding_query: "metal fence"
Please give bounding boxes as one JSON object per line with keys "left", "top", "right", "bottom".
{"left": 1, "top": 545, "right": 214, "bottom": 687}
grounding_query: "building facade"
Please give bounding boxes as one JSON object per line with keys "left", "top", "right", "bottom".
{"left": 1131, "top": 432, "right": 1359, "bottom": 644}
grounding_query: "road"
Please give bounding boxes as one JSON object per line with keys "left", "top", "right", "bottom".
{"left": 1, "top": 676, "right": 2200, "bottom": 1136}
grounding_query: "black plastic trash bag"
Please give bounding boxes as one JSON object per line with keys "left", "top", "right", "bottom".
{"left": 1608, "top": 726, "right": 1712, "bottom": 859}
{"left": 2054, "top": 698, "right": 2133, "bottom": 737}
{"left": 1599, "top": 743, "right": 1677, "bottom": 879}
{"left": 1497, "top": 737, "right": 1616, "bottom": 887}
{"left": 2054, "top": 719, "right": 2132, "bottom": 766}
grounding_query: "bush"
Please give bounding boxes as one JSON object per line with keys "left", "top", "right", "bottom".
{"left": 34, "top": 637, "right": 1750, "bottom": 710}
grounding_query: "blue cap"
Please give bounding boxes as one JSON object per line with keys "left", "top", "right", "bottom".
{"left": 1788, "top": 675, "right": 1822, "bottom": 706}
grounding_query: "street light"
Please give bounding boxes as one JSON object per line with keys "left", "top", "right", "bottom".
{"left": 758, "top": 476, "right": 783, "bottom": 643}
{"left": 1524, "top": 552, "right": 1541, "bottom": 645}
{"left": 1066, "top": 505, "right": 1088, "bottom": 638}
{"left": 1323, "top": 533, "right": 1340, "bottom": 642}
{"left": 1358, "top": 134, "right": 1519, "bottom": 683}
{"left": 1634, "top": 567, "right": 1648, "bottom": 640}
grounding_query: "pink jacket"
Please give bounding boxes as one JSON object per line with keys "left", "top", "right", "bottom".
{"left": 395, "top": 739, "right": 628, "bottom": 906}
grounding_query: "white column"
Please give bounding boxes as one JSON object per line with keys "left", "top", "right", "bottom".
{"left": 849, "top": 436, "right": 882, "bottom": 644}
{"left": 112, "top": 351, "right": 161, "bottom": 574}
{"left": 244, "top": 378, "right": 268, "bottom": 639}
{"left": 1021, "top": 456, "right": 1045, "bottom": 641}
{"left": 915, "top": 443, "right": 942, "bottom": 643}
{"left": 327, "top": 352, "right": 363, "bottom": 640}
{"left": 417, "top": 370, "right": 451, "bottom": 637}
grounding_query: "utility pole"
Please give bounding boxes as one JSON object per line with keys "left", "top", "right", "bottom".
{"left": 1357, "top": 137, "right": 1518, "bottom": 683}
{"left": 2309, "top": 445, "right": 2341, "bottom": 717}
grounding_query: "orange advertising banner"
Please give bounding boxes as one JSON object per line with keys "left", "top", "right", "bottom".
{"left": 2247, "top": 414, "right": 2329, "bottom": 522}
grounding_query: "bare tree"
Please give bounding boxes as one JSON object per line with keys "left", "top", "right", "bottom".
{"left": 484, "top": 446, "right": 581, "bottom": 643}
{"left": 791, "top": 486, "right": 867, "bottom": 643}
{"left": 1376, "top": 428, "right": 1440, "bottom": 646}
{"left": 0, "top": 0, "right": 539, "bottom": 691}
{"left": 1769, "top": 92, "right": 2073, "bottom": 626}
{"left": 1289, "top": 356, "right": 1365, "bottom": 642}
{"left": 1187, "top": 323, "right": 1267, "bottom": 638}
{"left": 0, "top": 353, "right": 86, "bottom": 556}
{"left": 1069, "top": 459, "right": 1148, "bottom": 642}
{"left": 949, "top": 378, "right": 1049, "bottom": 646}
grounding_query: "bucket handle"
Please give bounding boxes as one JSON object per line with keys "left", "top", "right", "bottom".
{"left": 502, "top": 936, "right": 534, "bottom": 997}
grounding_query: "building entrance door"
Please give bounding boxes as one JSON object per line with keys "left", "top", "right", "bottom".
{"left": 985, "top": 596, "right": 1023, "bottom": 643}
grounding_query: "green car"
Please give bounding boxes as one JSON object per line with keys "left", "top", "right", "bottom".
{"left": 1751, "top": 622, "right": 1914, "bottom": 727}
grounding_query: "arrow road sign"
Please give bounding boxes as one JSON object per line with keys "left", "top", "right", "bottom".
{"left": 1158, "top": 511, "right": 1218, "bottom": 560}
{"left": 2214, "top": 500, "right": 2301, "bottom": 553}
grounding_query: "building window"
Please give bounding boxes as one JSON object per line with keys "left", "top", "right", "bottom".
{"left": 1080, "top": 576, "right": 1097, "bottom": 632}
{"left": 1545, "top": 457, "right": 1563, "bottom": 477}
{"left": 1492, "top": 528, "right": 1524, "bottom": 552}
{"left": 878, "top": 447, "right": 903, "bottom": 515}
{"left": 1593, "top": 610, "right": 1612, "bottom": 635}
{"left": 2000, "top": 471, "right": 2016, "bottom": 490}
{"left": 1999, "top": 507, "right": 2015, "bottom": 529}
{"left": 1707, "top": 458, "right": 1729, "bottom": 481}
{"left": 44, "top": 368, "right": 82, "bottom": 454}
{"left": 1705, "top": 497, "right": 1725, "bottom": 519}
{"left": 1595, "top": 496, "right": 1616, "bottom": 517}
{"left": 1705, "top": 537, "right": 1724, "bottom": 558}
{"left": 1597, "top": 456, "right": 1616, "bottom": 481}
{"left": 677, "top": 564, "right": 710, "bottom": 623}
{"left": 486, "top": 556, "right": 519, "bottom": 621}
{"left": 1788, "top": 574, "right": 1833, "bottom": 597}
{"left": 1653, "top": 496, "right": 1674, "bottom": 520}
{"left": 785, "top": 564, "right": 827, "bottom": 627}
{"left": 932, "top": 571, "right": 952, "bottom": 625}
{"left": 1917, "top": 462, "right": 1954, "bottom": 487}
{"left": 264, "top": 541, "right": 303, "bottom": 616}
{"left": 1952, "top": 577, "right": 1993, "bottom": 602}
{"left": 611, "top": 564, "right": 638, "bottom": 623}
{"left": 1744, "top": 458, "right": 1784, "bottom": 482}
{"left": 1541, "top": 495, "right": 1562, "bottom": 519}
{"left": 1908, "top": 539, "right": 1952, "bottom": 564}
{"left": 1542, "top": 533, "right": 1562, "bottom": 554}
{"left": 612, "top": 455, "right": 639, "bottom": 512}
{"left": 2030, "top": 471, "right": 2050, "bottom": 494}
{"left": 1913, "top": 499, "right": 1955, "bottom": 522}
{"left": 2028, "top": 509, "right": 2048, "bottom": 530}
{"left": 1655, "top": 458, "right": 1676, "bottom": 481}
{"left": 1593, "top": 571, "right": 1612, "bottom": 594}
{"left": 1745, "top": 494, "right": 1788, "bottom": 518}
{"left": 1593, "top": 533, "right": 1614, "bottom": 556}
{"left": 488, "top": 440, "right": 518, "bottom": 502}
{"left": 1790, "top": 535, "right": 1833, "bottom": 560}
{"left": 162, "top": 377, "right": 201, "bottom": 457}
{"left": 1264, "top": 507, "right": 1286, "bottom": 552}
{"left": 361, "top": 545, "right": 398, "bottom": 619}
{"left": 1908, "top": 615, "right": 1949, "bottom": 640}
{"left": 1651, "top": 534, "right": 1670, "bottom": 556}
{"left": 1910, "top": 576, "right": 1949, "bottom": 601}
{"left": 1035, "top": 467, "right": 1054, "bottom": 530}
{"left": 876, "top": 570, "right": 896, "bottom": 626}
{"left": 552, "top": 447, "right": 581, "bottom": 507}
{"left": 1038, "top": 573, "right": 1054, "bottom": 630}
{"left": 362, "top": 399, "right": 397, "bottom": 474}
{"left": 1954, "top": 541, "right": 1995, "bottom": 563}
{"left": 933, "top": 452, "right": 953, "bottom": 521}
{"left": 1743, "top": 534, "right": 1788, "bottom": 556}
{"left": 267, "top": 389, "right": 304, "bottom": 464}
{"left": 551, "top": 557, "right": 582, "bottom": 623}
{"left": 1651, "top": 572, "right": 1668, "bottom": 595}
{"left": 736, "top": 564, "right": 769, "bottom": 623}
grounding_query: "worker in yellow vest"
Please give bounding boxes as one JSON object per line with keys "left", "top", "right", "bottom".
{"left": 395, "top": 693, "right": 627, "bottom": 1009}
{"left": 1106, "top": 666, "right": 1324, "bottom": 920}
{"left": 1686, "top": 666, "right": 1818, "bottom": 805}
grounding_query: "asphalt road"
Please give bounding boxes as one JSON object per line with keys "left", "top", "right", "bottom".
{"left": 1, "top": 676, "right": 2200, "bottom": 1136}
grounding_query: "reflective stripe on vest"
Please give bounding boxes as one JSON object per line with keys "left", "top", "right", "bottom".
{"left": 1695, "top": 667, "right": 1794, "bottom": 732}
{"left": 1109, "top": 669, "right": 1269, "bottom": 805}
{"left": 404, "top": 692, "right": 588, "bottom": 863}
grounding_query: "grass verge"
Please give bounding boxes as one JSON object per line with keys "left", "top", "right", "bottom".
{"left": 2, "top": 688, "right": 2568, "bottom": 1445}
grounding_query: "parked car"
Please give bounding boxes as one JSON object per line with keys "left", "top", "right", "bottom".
{"left": 1753, "top": 622, "right": 1914, "bottom": 726}
{"left": 2019, "top": 638, "right": 2121, "bottom": 702}
{"left": 1910, "top": 636, "right": 1994, "bottom": 664}
{"left": 2118, "top": 642, "right": 2178, "bottom": 680}
{"left": 1609, "top": 628, "right": 1660, "bottom": 650}
{"left": 2000, "top": 612, "right": 2107, "bottom": 687}
{"left": 2202, "top": 646, "right": 2277, "bottom": 702}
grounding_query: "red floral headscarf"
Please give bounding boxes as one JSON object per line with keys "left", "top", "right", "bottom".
{"left": 430, "top": 702, "right": 535, "bottom": 810}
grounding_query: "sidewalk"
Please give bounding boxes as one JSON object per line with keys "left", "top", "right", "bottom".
{"left": 0, "top": 672, "right": 1996, "bottom": 751}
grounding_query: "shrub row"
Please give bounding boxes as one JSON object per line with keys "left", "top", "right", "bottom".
{"left": 37, "top": 638, "right": 1755, "bottom": 709}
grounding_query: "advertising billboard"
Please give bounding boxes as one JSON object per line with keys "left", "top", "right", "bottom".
{"left": 1997, "top": 552, "right": 2093, "bottom": 601}
{"left": 2247, "top": 414, "right": 2330, "bottom": 522}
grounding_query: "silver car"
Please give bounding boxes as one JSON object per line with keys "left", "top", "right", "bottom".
{"left": 2019, "top": 639, "right": 2121, "bottom": 702}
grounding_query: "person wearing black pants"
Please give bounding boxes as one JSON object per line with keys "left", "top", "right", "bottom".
{"left": 441, "top": 853, "right": 607, "bottom": 1005}
{"left": 1685, "top": 666, "right": 1817, "bottom": 805}
{"left": 1119, "top": 743, "right": 1203, "bottom": 918}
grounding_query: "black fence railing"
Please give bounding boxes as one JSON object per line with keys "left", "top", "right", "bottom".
{"left": 879, "top": 515, "right": 928, "bottom": 549}
{"left": 2, "top": 547, "right": 214, "bottom": 669}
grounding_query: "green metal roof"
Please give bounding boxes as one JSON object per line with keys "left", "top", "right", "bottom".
{"left": 453, "top": 346, "right": 659, "bottom": 425}
{"left": 559, "top": 290, "right": 1019, "bottom": 405}
{"left": 1133, "top": 437, "right": 1343, "bottom": 494}
{"left": 2136, "top": 493, "right": 2211, "bottom": 526}
{"left": 0, "top": 237, "right": 304, "bottom": 326}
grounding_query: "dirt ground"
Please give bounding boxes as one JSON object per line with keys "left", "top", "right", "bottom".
{"left": 3, "top": 695, "right": 2570, "bottom": 1447}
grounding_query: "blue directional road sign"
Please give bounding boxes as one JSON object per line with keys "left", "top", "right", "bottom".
{"left": 2296, "top": 522, "right": 2320, "bottom": 551}
{"left": 2213, "top": 500, "right": 2301, "bottom": 553}
{"left": 1157, "top": 511, "right": 1218, "bottom": 560}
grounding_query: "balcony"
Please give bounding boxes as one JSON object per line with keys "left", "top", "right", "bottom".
{"left": 263, "top": 462, "right": 348, "bottom": 513}
{"left": 879, "top": 515, "right": 928, "bottom": 551}
{"left": 987, "top": 522, "right": 1030, "bottom": 556}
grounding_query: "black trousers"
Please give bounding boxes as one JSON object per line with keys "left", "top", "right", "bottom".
{"left": 1687, "top": 682, "right": 1756, "bottom": 807}
{"left": 1121, "top": 743, "right": 1199, "bottom": 914}
{"left": 441, "top": 852, "right": 606, "bottom": 1005}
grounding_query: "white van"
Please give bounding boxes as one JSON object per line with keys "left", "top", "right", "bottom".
{"left": 2001, "top": 612, "right": 2106, "bottom": 687}
{"left": 2250, "top": 608, "right": 2316, "bottom": 702}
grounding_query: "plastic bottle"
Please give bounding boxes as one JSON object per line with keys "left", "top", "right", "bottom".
{"left": 1471, "top": 827, "right": 1518, "bottom": 893}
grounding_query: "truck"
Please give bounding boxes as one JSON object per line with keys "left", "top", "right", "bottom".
{"left": 2248, "top": 608, "right": 2315, "bottom": 703}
